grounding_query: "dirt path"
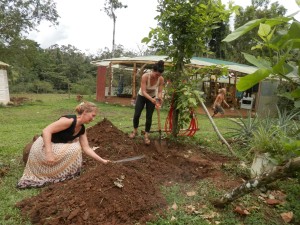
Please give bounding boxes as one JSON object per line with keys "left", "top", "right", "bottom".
{"left": 16, "top": 119, "right": 241, "bottom": 225}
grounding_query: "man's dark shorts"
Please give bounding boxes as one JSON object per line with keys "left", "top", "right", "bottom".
{"left": 214, "top": 105, "right": 224, "bottom": 114}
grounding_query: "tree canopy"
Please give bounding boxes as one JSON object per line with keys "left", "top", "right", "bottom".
{"left": 0, "top": 0, "right": 59, "bottom": 44}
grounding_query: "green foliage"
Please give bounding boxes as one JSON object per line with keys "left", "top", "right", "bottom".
{"left": 227, "top": 105, "right": 300, "bottom": 163}
{"left": 0, "top": 0, "right": 59, "bottom": 43}
{"left": 276, "top": 81, "right": 296, "bottom": 112}
{"left": 171, "top": 71, "right": 204, "bottom": 129}
{"left": 143, "top": 0, "right": 233, "bottom": 135}
{"left": 2, "top": 40, "right": 141, "bottom": 95}
{"left": 223, "top": 5, "right": 300, "bottom": 165}
{"left": 250, "top": 124, "right": 286, "bottom": 163}
{"left": 228, "top": 0, "right": 287, "bottom": 63}
{"left": 30, "top": 80, "right": 54, "bottom": 93}
{"left": 9, "top": 82, "right": 32, "bottom": 93}
{"left": 145, "top": 0, "right": 232, "bottom": 62}
{"left": 227, "top": 111, "right": 259, "bottom": 142}
{"left": 223, "top": 16, "right": 300, "bottom": 95}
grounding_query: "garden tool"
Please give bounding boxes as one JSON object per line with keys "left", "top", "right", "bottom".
{"left": 154, "top": 102, "right": 167, "bottom": 152}
{"left": 113, "top": 155, "right": 145, "bottom": 163}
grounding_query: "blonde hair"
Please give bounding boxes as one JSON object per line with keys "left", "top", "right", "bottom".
{"left": 75, "top": 101, "right": 97, "bottom": 115}
{"left": 218, "top": 88, "right": 226, "bottom": 94}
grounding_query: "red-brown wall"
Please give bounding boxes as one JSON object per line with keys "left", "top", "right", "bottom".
{"left": 96, "top": 66, "right": 107, "bottom": 102}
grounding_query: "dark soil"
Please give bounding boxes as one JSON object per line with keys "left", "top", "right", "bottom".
{"left": 0, "top": 164, "right": 10, "bottom": 179}
{"left": 16, "top": 118, "right": 242, "bottom": 225}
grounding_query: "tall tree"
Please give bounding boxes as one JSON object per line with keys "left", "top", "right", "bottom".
{"left": 0, "top": 0, "right": 59, "bottom": 44}
{"left": 143, "top": 0, "right": 233, "bottom": 136}
{"left": 103, "top": 0, "right": 127, "bottom": 57}
{"left": 207, "top": 21, "right": 231, "bottom": 59}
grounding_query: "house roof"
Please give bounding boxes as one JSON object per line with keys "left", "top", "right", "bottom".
{"left": 91, "top": 55, "right": 258, "bottom": 74}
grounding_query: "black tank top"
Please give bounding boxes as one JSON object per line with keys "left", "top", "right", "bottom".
{"left": 51, "top": 115, "right": 85, "bottom": 143}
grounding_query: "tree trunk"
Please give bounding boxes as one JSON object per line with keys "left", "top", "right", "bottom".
{"left": 171, "top": 57, "right": 185, "bottom": 137}
{"left": 212, "top": 157, "right": 300, "bottom": 208}
{"left": 200, "top": 100, "right": 234, "bottom": 155}
{"left": 112, "top": 16, "right": 116, "bottom": 56}
{"left": 110, "top": 10, "right": 116, "bottom": 96}
{"left": 171, "top": 101, "right": 179, "bottom": 137}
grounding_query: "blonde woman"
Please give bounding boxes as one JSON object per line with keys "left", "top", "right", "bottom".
{"left": 17, "top": 101, "right": 110, "bottom": 189}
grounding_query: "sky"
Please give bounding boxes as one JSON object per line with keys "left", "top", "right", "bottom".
{"left": 27, "top": 0, "right": 300, "bottom": 55}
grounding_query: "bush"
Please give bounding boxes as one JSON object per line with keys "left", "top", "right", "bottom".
{"left": 30, "top": 81, "right": 54, "bottom": 93}
{"left": 71, "top": 83, "right": 93, "bottom": 95}
{"left": 10, "top": 83, "right": 33, "bottom": 93}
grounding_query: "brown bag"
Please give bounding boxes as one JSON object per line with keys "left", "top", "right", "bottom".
{"left": 22, "top": 135, "right": 39, "bottom": 164}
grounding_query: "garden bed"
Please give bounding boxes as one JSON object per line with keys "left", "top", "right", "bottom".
{"left": 15, "top": 118, "right": 242, "bottom": 224}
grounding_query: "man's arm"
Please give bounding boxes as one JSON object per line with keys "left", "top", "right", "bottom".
{"left": 223, "top": 98, "right": 230, "bottom": 108}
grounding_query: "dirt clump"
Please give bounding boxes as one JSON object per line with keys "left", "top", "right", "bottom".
{"left": 9, "top": 96, "right": 32, "bottom": 106}
{"left": 16, "top": 118, "right": 241, "bottom": 225}
{"left": 0, "top": 163, "right": 10, "bottom": 179}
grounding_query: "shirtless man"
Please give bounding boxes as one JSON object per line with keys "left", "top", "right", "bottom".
{"left": 212, "top": 88, "right": 230, "bottom": 117}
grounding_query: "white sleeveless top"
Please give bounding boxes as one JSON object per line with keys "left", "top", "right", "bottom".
{"left": 138, "top": 73, "right": 160, "bottom": 97}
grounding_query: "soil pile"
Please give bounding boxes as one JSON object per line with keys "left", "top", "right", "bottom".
{"left": 16, "top": 118, "right": 240, "bottom": 225}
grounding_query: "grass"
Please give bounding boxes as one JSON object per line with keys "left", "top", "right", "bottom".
{"left": 1, "top": 93, "right": 299, "bottom": 225}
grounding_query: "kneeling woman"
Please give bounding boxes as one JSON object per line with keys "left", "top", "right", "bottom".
{"left": 17, "top": 101, "right": 110, "bottom": 189}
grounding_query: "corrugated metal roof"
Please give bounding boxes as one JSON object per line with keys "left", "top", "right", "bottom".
{"left": 91, "top": 55, "right": 258, "bottom": 74}
{"left": 192, "top": 57, "right": 258, "bottom": 74}
{"left": 193, "top": 57, "right": 245, "bottom": 66}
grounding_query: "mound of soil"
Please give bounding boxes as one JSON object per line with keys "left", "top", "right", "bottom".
{"left": 16, "top": 118, "right": 241, "bottom": 225}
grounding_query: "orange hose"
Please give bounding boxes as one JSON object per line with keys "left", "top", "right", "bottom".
{"left": 164, "top": 102, "right": 198, "bottom": 137}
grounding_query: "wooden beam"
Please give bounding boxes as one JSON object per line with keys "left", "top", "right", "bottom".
{"left": 108, "top": 62, "right": 112, "bottom": 96}
{"left": 132, "top": 63, "right": 137, "bottom": 99}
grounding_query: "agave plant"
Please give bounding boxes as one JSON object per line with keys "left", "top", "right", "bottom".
{"left": 226, "top": 111, "right": 259, "bottom": 143}
{"left": 250, "top": 123, "right": 286, "bottom": 163}
{"left": 276, "top": 105, "right": 300, "bottom": 136}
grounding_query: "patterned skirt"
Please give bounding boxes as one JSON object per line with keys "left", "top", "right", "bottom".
{"left": 17, "top": 136, "right": 82, "bottom": 189}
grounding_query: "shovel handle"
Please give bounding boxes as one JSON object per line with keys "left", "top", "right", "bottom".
{"left": 156, "top": 107, "right": 161, "bottom": 131}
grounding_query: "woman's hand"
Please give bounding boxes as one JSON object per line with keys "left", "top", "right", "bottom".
{"left": 151, "top": 98, "right": 156, "bottom": 105}
{"left": 155, "top": 98, "right": 162, "bottom": 108}
{"left": 45, "top": 151, "right": 56, "bottom": 165}
{"left": 102, "top": 159, "right": 111, "bottom": 164}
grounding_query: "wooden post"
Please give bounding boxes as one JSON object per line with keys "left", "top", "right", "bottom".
{"left": 233, "top": 73, "right": 237, "bottom": 107}
{"left": 108, "top": 62, "right": 112, "bottom": 96}
{"left": 132, "top": 63, "right": 137, "bottom": 99}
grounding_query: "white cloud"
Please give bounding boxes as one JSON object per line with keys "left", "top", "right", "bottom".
{"left": 27, "top": 0, "right": 300, "bottom": 54}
